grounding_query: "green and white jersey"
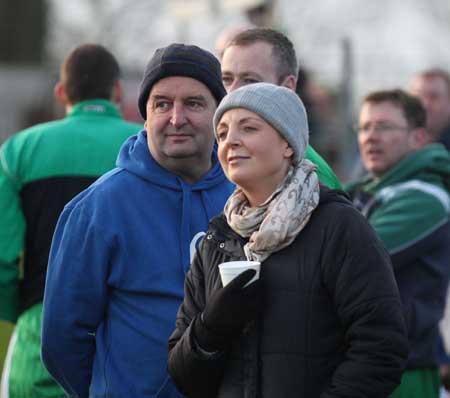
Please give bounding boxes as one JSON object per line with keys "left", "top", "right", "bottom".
{"left": 346, "top": 143, "right": 450, "bottom": 255}
{"left": 346, "top": 143, "right": 450, "bottom": 371}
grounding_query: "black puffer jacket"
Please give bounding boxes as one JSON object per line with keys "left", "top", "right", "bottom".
{"left": 168, "top": 188, "right": 408, "bottom": 398}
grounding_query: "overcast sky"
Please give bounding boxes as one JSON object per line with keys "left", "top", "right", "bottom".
{"left": 46, "top": 0, "right": 450, "bottom": 106}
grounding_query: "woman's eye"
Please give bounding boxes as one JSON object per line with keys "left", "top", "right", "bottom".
{"left": 217, "top": 131, "right": 227, "bottom": 141}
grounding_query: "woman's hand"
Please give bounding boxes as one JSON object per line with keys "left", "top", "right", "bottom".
{"left": 193, "top": 269, "right": 262, "bottom": 351}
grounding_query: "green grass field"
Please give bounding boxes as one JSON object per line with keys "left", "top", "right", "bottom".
{"left": 0, "top": 320, "right": 14, "bottom": 374}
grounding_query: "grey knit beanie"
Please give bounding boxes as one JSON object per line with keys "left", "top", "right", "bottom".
{"left": 213, "top": 83, "right": 309, "bottom": 164}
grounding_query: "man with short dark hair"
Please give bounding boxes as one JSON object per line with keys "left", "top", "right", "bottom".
{"left": 221, "top": 28, "right": 341, "bottom": 188}
{"left": 410, "top": 68, "right": 450, "bottom": 150}
{"left": 214, "top": 24, "right": 254, "bottom": 60}
{"left": 347, "top": 89, "right": 450, "bottom": 398}
{"left": 41, "top": 44, "right": 234, "bottom": 398}
{"left": 0, "top": 44, "right": 141, "bottom": 398}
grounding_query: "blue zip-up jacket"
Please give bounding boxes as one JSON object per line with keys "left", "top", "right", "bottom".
{"left": 42, "top": 130, "right": 234, "bottom": 398}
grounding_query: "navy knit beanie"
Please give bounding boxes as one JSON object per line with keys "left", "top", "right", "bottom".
{"left": 138, "top": 43, "right": 226, "bottom": 119}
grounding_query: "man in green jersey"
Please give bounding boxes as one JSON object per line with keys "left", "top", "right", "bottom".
{"left": 347, "top": 89, "right": 450, "bottom": 398}
{"left": 0, "top": 44, "right": 141, "bottom": 398}
{"left": 220, "top": 27, "right": 341, "bottom": 188}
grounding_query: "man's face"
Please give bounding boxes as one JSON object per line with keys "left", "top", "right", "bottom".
{"left": 358, "top": 101, "right": 417, "bottom": 178}
{"left": 409, "top": 75, "right": 450, "bottom": 137}
{"left": 144, "top": 76, "right": 216, "bottom": 177}
{"left": 221, "top": 42, "right": 280, "bottom": 93}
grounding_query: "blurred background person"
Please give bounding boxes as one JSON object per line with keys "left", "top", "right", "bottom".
{"left": 296, "top": 66, "right": 348, "bottom": 179}
{"left": 409, "top": 69, "right": 450, "bottom": 150}
{"left": 0, "top": 43, "right": 141, "bottom": 398}
{"left": 410, "top": 68, "right": 450, "bottom": 396}
{"left": 346, "top": 89, "right": 450, "bottom": 398}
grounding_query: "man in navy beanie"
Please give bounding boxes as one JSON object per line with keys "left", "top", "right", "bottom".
{"left": 41, "top": 44, "right": 234, "bottom": 398}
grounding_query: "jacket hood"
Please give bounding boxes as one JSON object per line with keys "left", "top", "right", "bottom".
{"left": 116, "top": 130, "right": 228, "bottom": 191}
{"left": 354, "top": 143, "right": 450, "bottom": 195}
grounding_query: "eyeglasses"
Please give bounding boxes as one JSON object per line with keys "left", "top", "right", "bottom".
{"left": 355, "top": 122, "right": 411, "bottom": 135}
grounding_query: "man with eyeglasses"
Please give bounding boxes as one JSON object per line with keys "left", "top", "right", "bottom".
{"left": 346, "top": 89, "right": 450, "bottom": 398}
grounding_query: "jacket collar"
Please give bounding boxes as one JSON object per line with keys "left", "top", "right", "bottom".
{"left": 68, "top": 99, "right": 122, "bottom": 119}
{"left": 206, "top": 214, "right": 247, "bottom": 259}
{"left": 358, "top": 143, "right": 450, "bottom": 195}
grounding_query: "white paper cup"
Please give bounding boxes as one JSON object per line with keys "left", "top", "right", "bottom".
{"left": 218, "top": 260, "right": 261, "bottom": 287}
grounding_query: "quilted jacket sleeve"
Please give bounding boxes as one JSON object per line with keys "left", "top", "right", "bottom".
{"left": 168, "top": 240, "right": 227, "bottom": 398}
{"left": 320, "top": 202, "right": 409, "bottom": 398}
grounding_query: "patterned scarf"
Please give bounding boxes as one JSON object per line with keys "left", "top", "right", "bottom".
{"left": 224, "top": 160, "right": 320, "bottom": 262}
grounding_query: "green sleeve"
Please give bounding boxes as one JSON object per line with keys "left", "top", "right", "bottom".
{"left": 0, "top": 138, "right": 25, "bottom": 322}
{"left": 369, "top": 189, "right": 448, "bottom": 254}
{"left": 305, "top": 145, "right": 342, "bottom": 189}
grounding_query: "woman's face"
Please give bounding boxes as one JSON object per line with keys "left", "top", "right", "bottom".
{"left": 217, "top": 108, "right": 294, "bottom": 195}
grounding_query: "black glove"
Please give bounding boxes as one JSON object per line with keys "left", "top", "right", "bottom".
{"left": 193, "top": 269, "right": 262, "bottom": 352}
{"left": 441, "top": 365, "right": 450, "bottom": 393}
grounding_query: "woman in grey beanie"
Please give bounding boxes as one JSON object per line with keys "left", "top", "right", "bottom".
{"left": 168, "top": 83, "right": 408, "bottom": 398}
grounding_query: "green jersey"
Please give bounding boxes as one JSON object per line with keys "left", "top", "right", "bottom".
{"left": 0, "top": 99, "right": 141, "bottom": 398}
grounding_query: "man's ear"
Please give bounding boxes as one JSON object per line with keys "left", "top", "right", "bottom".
{"left": 54, "top": 82, "right": 69, "bottom": 107}
{"left": 280, "top": 75, "right": 297, "bottom": 91}
{"left": 411, "top": 127, "right": 431, "bottom": 149}
{"left": 111, "top": 80, "right": 123, "bottom": 104}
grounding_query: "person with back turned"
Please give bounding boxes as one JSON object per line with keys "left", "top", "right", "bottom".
{"left": 0, "top": 43, "right": 141, "bottom": 398}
